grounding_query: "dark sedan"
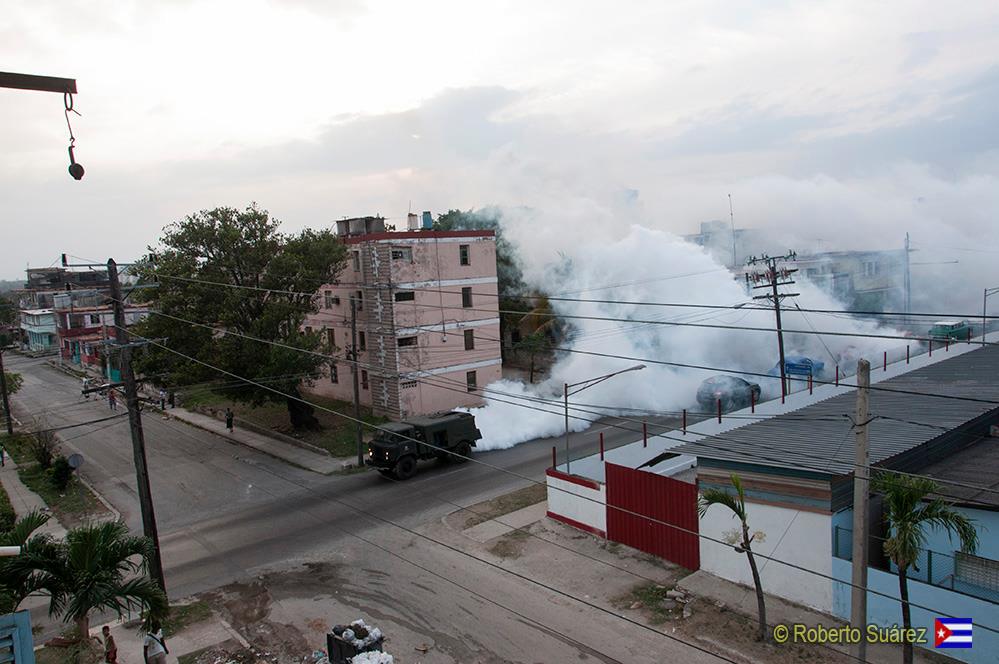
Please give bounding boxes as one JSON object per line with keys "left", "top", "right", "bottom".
{"left": 696, "top": 375, "right": 762, "bottom": 413}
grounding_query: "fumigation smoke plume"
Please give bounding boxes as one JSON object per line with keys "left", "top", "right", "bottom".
{"left": 468, "top": 223, "right": 903, "bottom": 450}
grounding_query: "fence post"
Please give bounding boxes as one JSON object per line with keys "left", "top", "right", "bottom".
{"left": 750, "top": 390, "right": 755, "bottom": 413}
{"left": 835, "top": 365, "right": 839, "bottom": 386}
{"left": 643, "top": 421, "right": 648, "bottom": 447}
{"left": 551, "top": 446, "right": 556, "bottom": 470}
{"left": 717, "top": 399, "right": 722, "bottom": 423}
{"left": 808, "top": 373, "right": 813, "bottom": 394}
{"left": 682, "top": 409, "right": 687, "bottom": 435}
{"left": 883, "top": 351, "right": 887, "bottom": 371}
{"left": 906, "top": 345, "right": 909, "bottom": 364}
{"left": 599, "top": 431, "right": 604, "bottom": 460}
{"left": 945, "top": 338, "right": 950, "bottom": 352}
{"left": 929, "top": 339, "right": 933, "bottom": 357}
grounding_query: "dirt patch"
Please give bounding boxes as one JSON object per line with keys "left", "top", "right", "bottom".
{"left": 177, "top": 639, "right": 261, "bottom": 664}
{"left": 487, "top": 527, "right": 531, "bottom": 559}
{"left": 454, "top": 483, "right": 547, "bottom": 530}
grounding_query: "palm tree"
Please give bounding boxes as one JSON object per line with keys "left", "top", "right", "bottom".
{"left": 12, "top": 520, "right": 167, "bottom": 642}
{"left": 699, "top": 473, "right": 768, "bottom": 641}
{"left": 874, "top": 472, "right": 978, "bottom": 664}
{"left": 0, "top": 510, "right": 54, "bottom": 613}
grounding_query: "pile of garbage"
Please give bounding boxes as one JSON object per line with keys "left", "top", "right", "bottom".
{"left": 330, "top": 619, "right": 384, "bottom": 650}
{"left": 350, "top": 653, "right": 394, "bottom": 664}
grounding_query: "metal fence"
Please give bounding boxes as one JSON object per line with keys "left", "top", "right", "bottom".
{"left": 833, "top": 525, "right": 999, "bottom": 604}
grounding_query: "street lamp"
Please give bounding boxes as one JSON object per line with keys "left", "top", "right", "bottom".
{"left": 563, "top": 364, "right": 646, "bottom": 474}
{"left": 984, "top": 287, "right": 999, "bottom": 347}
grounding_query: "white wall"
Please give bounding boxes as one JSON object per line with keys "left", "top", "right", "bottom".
{"left": 700, "top": 500, "right": 833, "bottom": 612}
{"left": 546, "top": 472, "right": 606, "bottom": 536}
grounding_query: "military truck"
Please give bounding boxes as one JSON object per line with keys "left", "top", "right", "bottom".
{"left": 366, "top": 411, "right": 482, "bottom": 479}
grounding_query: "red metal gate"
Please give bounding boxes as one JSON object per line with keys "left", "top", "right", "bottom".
{"left": 605, "top": 463, "right": 700, "bottom": 570}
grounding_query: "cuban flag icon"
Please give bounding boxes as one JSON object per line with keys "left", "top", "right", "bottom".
{"left": 935, "top": 618, "right": 973, "bottom": 648}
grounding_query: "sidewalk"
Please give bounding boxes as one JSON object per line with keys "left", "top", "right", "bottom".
{"left": 96, "top": 613, "right": 254, "bottom": 664}
{"left": 0, "top": 457, "right": 67, "bottom": 539}
{"left": 678, "top": 570, "right": 944, "bottom": 664}
{"left": 164, "top": 407, "right": 345, "bottom": 475}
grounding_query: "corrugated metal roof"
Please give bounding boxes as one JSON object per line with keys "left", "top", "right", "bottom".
{"left": 673, "top": 344, "right": 999, "bottom": 477}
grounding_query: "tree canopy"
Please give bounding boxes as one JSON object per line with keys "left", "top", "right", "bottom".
{"left": 134, "top": 204, "right": 347, "bottom": 429}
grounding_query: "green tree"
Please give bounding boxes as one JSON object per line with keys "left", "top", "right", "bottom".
{"left": 11, "top": 521, "right": 167, "bottom": 642}
{"left": 873, "top": 472, "right": 978, "bottom": 664}
{"left": 699, "top": 473, "right": 769, "bottom": 641}
{"left": 513, "top": 331, "right": 547, "bottom": 384}
{"left": 2, "top": 372, "right": 21, "bottom": 395}
{"left": 0, "top": 510, "right": 53, "bottom": 613}
{"left": 134, "top": 204, "right": 347, "bottom": 429}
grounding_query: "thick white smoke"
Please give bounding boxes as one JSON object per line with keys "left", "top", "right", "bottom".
{"left": 470, "top": 224, "right": 903, "bottom": 450}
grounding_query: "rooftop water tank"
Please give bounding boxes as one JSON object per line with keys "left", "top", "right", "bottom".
{"left": 422, "top": 211, "right": 433, "bottom": 229}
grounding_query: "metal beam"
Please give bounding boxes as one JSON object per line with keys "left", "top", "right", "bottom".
{"left": 0, "top": 71, "right": 77, "bottom": 94}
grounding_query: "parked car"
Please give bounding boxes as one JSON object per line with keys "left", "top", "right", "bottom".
{"left": 928, "top": 320, "right": 973, "bottom": 342}
{"left": 696, "top": 375, "right": 762, "bottom": 412}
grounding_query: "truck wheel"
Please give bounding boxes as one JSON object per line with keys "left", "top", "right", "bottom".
{"left": 453, "top": 441, "right": 472, "bottom": 463}
{"left": 393, "top": 455, "right": 417, "bottom": 480}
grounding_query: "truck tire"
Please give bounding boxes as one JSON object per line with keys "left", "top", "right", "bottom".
{"left": 453, "top": 441, "right": 472, "bottom": 463}
{"left": 393, "top": 455, "right": 417, "bottom": 480}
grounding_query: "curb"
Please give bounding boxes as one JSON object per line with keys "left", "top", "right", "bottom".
{"left": 164, "top": 413, "right": 338, "bottom": 476}
{"left": 77, "top": 473, "right": 121, "bottom": 521}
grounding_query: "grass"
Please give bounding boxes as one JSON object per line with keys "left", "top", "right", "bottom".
{"left": 163, "top": 600, "right": 213, "bottom": 637}
{"left": 35, "top": 640, "right": 101, "bottom": 664}
{"left": 2, "top": 433, "right": 107, "bottom": 526}
{"left": 620, "top": 582, "right": 680, "bottom": 625}
{"left": 180, "top": 388, "right": 388, "bottom": 457}
{"left": 0, "top": 478, "right": 14, "bottom": 531}
{"left": 461, "top": 483, "right": 547, "bottom": 530}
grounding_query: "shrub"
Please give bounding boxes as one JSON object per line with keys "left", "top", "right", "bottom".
{"left": 30, "top": 429, "right": 58, "bottom": 470}
{"left": 50, "top": 456, "right": 73, "bottom": 492}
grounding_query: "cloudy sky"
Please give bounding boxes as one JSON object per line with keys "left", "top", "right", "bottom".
{"left": 3, "top": 0, "right": 999, "bottom": 283}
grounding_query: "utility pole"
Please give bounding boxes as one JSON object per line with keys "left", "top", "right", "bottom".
{"left": 747, "top": 252, "right": 799, "bottom": 398}
{"left": 0, "top": 349, "right": 13, "bottom": 435}
{"left": 728, "top": 194, "right": 737, "bottom": 269}
{"left": 349, "top": 296, "right": 364, "bottom": 466}
{"left": 851, "top": 359, "right": 871, "bottom": 663}
{"left": 106, "top": 259, "right": 166, "bottom": 592}
{"left": 903, "top": 233, "right": 912, "bottom": 325}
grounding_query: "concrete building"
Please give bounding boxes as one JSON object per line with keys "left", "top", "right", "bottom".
{"left": 794, "top": 249, "right": 907, "bottom": 311}
{"left": 683, "top": 220, "right": 777, "bottom": 269}
{"left": 544, "top": 332, "right": 999, "bottom": 664}
{"left": 19, "top": 309, "right": 58, "bottom": 353}
{"left": 52, "top": 292, "right": 148, "bottom": 378}
{"left": 304, "top": 214, "right": 502, "bottom": 419}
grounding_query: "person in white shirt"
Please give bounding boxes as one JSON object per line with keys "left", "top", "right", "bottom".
{"left": 143, "top": 620, "right": 168, "bottom": 664}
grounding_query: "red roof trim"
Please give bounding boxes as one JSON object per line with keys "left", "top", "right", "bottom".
{"left": 343, "top": 230, "right": 495, "bottom": 244}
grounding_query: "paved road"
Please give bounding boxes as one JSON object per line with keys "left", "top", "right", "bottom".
{"left": 8, "top": 354, "right": 720, "bottom": 663}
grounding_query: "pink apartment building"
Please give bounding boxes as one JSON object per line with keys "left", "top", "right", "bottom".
{"left": 304, "top": 214, "right": 502, "bottom": 419}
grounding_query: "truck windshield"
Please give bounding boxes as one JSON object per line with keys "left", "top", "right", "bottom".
{"left": 374, "top": 431, "right": 411, "bottom": 444}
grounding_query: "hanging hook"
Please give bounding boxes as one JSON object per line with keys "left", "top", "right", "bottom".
{"left": 64, "top": 92, "right": 84, "bottom": 180}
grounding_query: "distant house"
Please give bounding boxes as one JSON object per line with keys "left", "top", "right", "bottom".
{"left": 51, "top": 292, "right": 148, "bottom": 379}
{"left": 19, "top": 308, "right": 57, "bottom": 353}
{"left": 794, "top": 249, "right": 906, "bottom": 311}
{"left": 683, "top": 220, "right": 778, "bottom": 269}
{"left": 304, "top": 213, "right": 503, "bottom": 419}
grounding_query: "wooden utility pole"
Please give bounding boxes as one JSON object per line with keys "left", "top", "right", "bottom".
{"left": 0, "top": 349, "right": 13, "bottom": 435}
{"left": 747, "top": 252, "right": 799, "bottom": 397}
{"left": 851, "top": 359, "right": 871, "bottom": 663}
{"left": 349, "top": 296, "right": 364, "bottom": 466}
{"left": 107, "top": 259, "right": 166, "bottom": 592}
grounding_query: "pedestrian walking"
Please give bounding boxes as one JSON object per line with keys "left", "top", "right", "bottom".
{"left": 225, "top": 407, "right": 234, "bottom": 434}
{"left": 102, "top": 625, "right": 117, "bottom": 663}
{"left": 158, "top": 388, "right": 166, "bottom": 411}
{"left": 82, "top": 376, "right": 91, "bottom": 400}
{"left": 142, "top": 620, "right": 168, "bottom": 664}
{"left": 108, "top": 389, "right": 117, "bottom": 411}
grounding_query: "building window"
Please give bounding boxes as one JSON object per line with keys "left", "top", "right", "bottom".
{"left": 359, "top": 331, "right": 366, "bottom": 351}
{"left": 464, "top": 329, "right": 475, "bottom": 350}
{"left": 324, "top": 291, "right": 335, "bottom": 308}
{"left": 461, "top": 286, "right": 473, "bottom": 308}
{"left": 352, "top": 251, "right": 360, "bottom": 271}
{"left": 466, "top": 370, "right": 477, "bottom": 392}
{"left": 305, "top": 326, "right": 313, "bottom": 334}
{"left": 863, "top": 261, "right": 879, "bottom": 277}
{"left": 361, "top": 370, "right": 369, "bottom": 390}
{"left": 330, "top": 363, "right": 339, "bottom": 384}
{"left": 391, "top": 247, "right": 413, "bottom": 261}
{"left": 394, "top": 291, "right": 415, "bottom": 302}
{"left": 327, "top": 328, "right": 335, "bottom": 348}
{"left": 459, "top": 244, "right": 470, "bottom": 266}
{"left": 89, "top": 314, "right": 100, "bottom": 325}
{"left": 398, "top": 336, "right": 417, "bottom": 347}
{"left": 355, "top": 291, "right": 363, "bottom": 311}
{"left": 401, "top": 380, "right": 418, "bottom": 389}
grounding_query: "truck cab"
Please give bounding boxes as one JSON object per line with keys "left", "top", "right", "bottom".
{"left": 366, "top": 412, "right": 482, "bottom": 479}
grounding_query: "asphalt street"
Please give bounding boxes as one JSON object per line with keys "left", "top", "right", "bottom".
{"left": 7, "top": 354, "right": 716, "bottom": 663}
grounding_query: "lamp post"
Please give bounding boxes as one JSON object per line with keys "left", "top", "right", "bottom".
{"left": 563, "top": 364, "right": 646, "bottom": 474}
{"left": 984, "top": 287, "right": 999, "bottom": 347}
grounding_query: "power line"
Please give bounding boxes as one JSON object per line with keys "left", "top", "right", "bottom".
{"left": 129, "top": 305, "right": 999, "bottom": 503}
{"left": 118, "top": 325, "right": 999, "bottom": 634}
